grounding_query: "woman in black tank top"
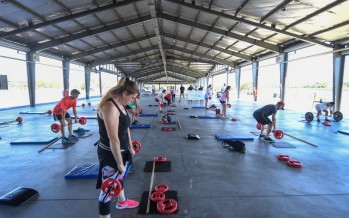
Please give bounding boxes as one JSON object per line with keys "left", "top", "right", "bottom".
{"left": 95, "top": 77, "right": 140, "bottom": 217}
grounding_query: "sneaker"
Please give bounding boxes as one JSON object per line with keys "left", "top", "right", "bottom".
{"left": 263, "top": 137, "right": 275, "bottom": 143}
{"left": 131, "top": 121, "right": 138, "bottom": 125}
{"left": 133, "top": 120, "right": 139, "bottom": 123}
{"left": 159, "top": 111, "right": 163, "bottom": 113}
{"left": 62, "top": 137, "right": 71, "bottom": 143}
{"left": 69, "top": 135, "right": 78, "bottom": 139}
{"left": 317, "top": 118, "right": 320, "bottom": 122}
{"left": 259, "top": 134, "right": 265, "bottom": 138}
{"left": 115, "top": 199, "right": 139, "bottom": 209}
{"left": 324, "top": 118, "right": 331, "bottom": 122}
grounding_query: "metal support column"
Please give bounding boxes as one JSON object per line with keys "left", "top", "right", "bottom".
{"left": 26, "top": 52, "right": 36, "bottom": 107}
{"left": 85, "top": 64, "right": 92, "bottom": 99}
{"left": 62, "top": 59, "right": 70, "bottom": 91}
{"left": 333, "top": 45, "right": 345, "bottom": 111}
{"left": 252, "top": 61, "right": 259, "bottom": 101}
{"left": 279, "top": 53, "right": 288, "bottom": 102}
{"left": 99, "top": 70, "right": 102, "bottom": 97}
{"left": 234, "top": 67, "right": 241, "bottom": 99}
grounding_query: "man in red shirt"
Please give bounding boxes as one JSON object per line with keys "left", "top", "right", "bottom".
{"left": 52, "top": 89, "right": 80, "bottom": 143}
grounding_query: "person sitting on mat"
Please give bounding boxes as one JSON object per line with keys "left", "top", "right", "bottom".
{"left": 219, "top": 85, "right": 231, "bottom": 119}
{"left": 253, "top": 101, "right": 285, "bottom": 143}
{"left": 52, "top": 89, "right": 80, "bottom": 143}
{"left": 95, "top": 76, "right": 139, "bottom": 217}
{"left": 315, "top": 101, "right": 334, "bottom": 122}
{"left": 155, "top": 89, "right": 166, "bottom": 113}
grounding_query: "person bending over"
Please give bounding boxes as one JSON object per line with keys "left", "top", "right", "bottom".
{"left": 165, "top": 92, "right": 172, "bottom": 106}
{"left": 253, "top": 101, "right": 285, "bottom": 142}
{"left": 315, "top": 101, "right": 334, "bottom": 122}
{"left": 155, "top": 89, "right": 166, "bottom": 113}
{"left": 52, "top": 89, "right": 80, "bottom": 143}
{"left": 96, "top": 76, "right": 139, "bottom": 218}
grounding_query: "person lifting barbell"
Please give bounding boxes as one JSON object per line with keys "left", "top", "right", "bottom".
{"left": 253, "top": 101, "right": 285, "bottom": 143}
{"left": 51, "top": 89, "right": 81, "bottom": 143}
{"left": 315, "top": 101, "right": 334, "bottom": 122}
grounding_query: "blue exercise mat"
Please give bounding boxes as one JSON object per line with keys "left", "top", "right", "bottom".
{"left": 139, "top": 114, "right": 159, "bottom": 117}
{"left": 65, "top": 163, "right": 99, "bottom": 179}
{"left": 215, "top": 134, "right": 254, "bottom": 141}
{"left": 10, "top": 136, "right": 59, "bottom": 145}
{"left": 192, "top": 106, "right": 206, "bottom": 109}
{"left": 19, "top": 111, "right": 48, "bottom": 114}
{"left": 71, "top": 116, "right": 97, "bottom": 119}
{"left": 130, "top": 124, "right": 152, "bottom": 129}
{"left": 198, "top": 115, "right": 221, "bottom": 119}
{"left": 337, "top": 130, "right": 349, "bottom": 136}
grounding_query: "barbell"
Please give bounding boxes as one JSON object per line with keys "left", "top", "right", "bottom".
{"left": 0, "top": 117, "right": 23, "bottom": 125}
{"left": 50, "top": 117, "right": 87, "bottom": 133}
{"left": 305, "top": 111, "right": 343, "bottom": 122}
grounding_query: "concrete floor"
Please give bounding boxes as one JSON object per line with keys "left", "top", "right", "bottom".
{"left": 0, "top": 95, "right": 349, "bottom": 218}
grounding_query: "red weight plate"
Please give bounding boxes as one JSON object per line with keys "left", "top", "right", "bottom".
{"left": 157, "top": 199, "right": 178, "bottom": 214}
{"left": 155, "top": 184, "right": 169, "bottom": 193}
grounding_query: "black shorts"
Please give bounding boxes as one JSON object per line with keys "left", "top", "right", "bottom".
{"left": 155, "top": 98, "right": 160, "bottom": 102}
{"left": 219, "top": 100, "right": 226, "bottom": 104}
{"left": 53, "top": 113, "right": 70, "bottom": 121}
{"left": 253, "top": 111, "right": 271, "bottom": 125}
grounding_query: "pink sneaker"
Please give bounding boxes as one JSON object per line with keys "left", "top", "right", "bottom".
{"left": 115, "top": 199, "right": 139, "bottom": 209}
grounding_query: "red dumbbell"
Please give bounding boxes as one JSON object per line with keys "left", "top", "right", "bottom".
{"left": 132, "top": 140, "right": 142, "bottom": 154}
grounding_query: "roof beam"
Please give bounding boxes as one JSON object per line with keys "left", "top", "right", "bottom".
{"left": 139, "top": 71, "right": 196, "bottom": 82}
{"left": 149, "top": 0, "right": 168, "bottom": 80}
{"left": 161, "top": 13, "right": 280, "bottom": 53}
{"left": 32, "top": 15, "right": 152, "bottom": 52}
{"left": 0, "top": 0, "right": 142, "bottom": 38}
{"left": 164, "top": 43, "right": 236, "bottom": 68}
{"left": 165, "top": 0, "right": 332, "bottom": 48}
{"left": 69, "top": 34, "right": 156, "bottom": 60}
{"left": 285, "top": 0, "right": 347, "bottom": 31}
{"left": 260, "top": 0, "right": 293, "bottom": 23}
{"left": 163, "top": 32, "right": 252, "bottom": 61}
{"left": 128, "top": 64, "right": 201, "bottom": 78}
{"left": 91, "top": 46, "right": 156, "bottom": 67}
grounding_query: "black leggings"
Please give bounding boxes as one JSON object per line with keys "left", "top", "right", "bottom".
{"left": 164, "top": 97, "right": 171, "bottom": 105}
{"left": 97, "top": 146, "right": 131, "bottom": 215}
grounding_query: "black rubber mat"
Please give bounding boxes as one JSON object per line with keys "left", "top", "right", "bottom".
{"left": 250, "top": 132, "right": 260, "bottom": 136}
{"left": 144, "top": 161, "right": 171, "bottom": 172}
{"left": 47, "top": 141, "right": 76, "bottom": 149}
{"left": 76, "top": 132, "right": 93, "bottom": 138}
{"left": 271, "top": 142, "right": 296, "bottom": 148}
{"left": 138, "top": 191, "right": 178, "bottom": 214}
